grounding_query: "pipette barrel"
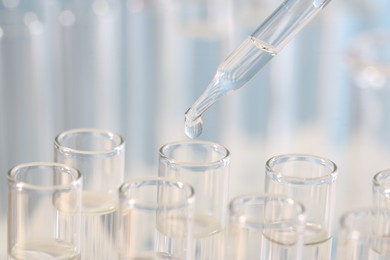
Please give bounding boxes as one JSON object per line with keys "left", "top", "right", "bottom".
{"left": 251, "top": 0, "right": 332, "bottom": 52}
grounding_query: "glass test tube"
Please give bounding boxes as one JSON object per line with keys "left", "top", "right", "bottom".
{"left": 54, "top": 128, "right": 125, "bottom": 259}
{"left": 118, "top": 177, "right": 195, "bottom": 260}
{"left": 373, "top": 169, "right": 390, "bottom": 209}
{"left": 7, "top": 162, "right": 82, "bottom": 259}
{"left": 265, "top": 154, "right": 337, "bottom": 259}
{"left": 159, "top": 140, "right": 230, "bottom": 260}
{"left": 227, "top": 193, "right": 306, "bottom": 260}
{"left": 48, "top": 0, "right": 124, "bottom": 129}
{"left": 346, "top": 29, "right": 390, "bottom": 149}
{"left": 371, "top": 170, "right": 390, "bottom": 257}
{"left": 346, "top": 29, "right": 390, "bottom": 90}
{"left": 0, "top": 1, "right": 56, "bottom": 257}
{"left": 335, "top": 208, "right": 390, "bottom": 260}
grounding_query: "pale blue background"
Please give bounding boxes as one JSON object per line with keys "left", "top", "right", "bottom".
{"left": 1, "top": 0, "right": 390, "bottom": 257}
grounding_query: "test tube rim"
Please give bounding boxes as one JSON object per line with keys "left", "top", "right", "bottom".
{"left": 339, "top": 207, "right": 390, "bottom": 234}
{"left": 159, "top": 140, "right": 230, "bottom": 170}
{"left": 265, "top": 153, "right": 338, "bottom": 186}
{"left": 54, "top": 128, "right": 125, "bottom": 158}
{"left": 373, "top": 169, "right": 390, "bottom": 196}
{"left": 7, "top": 161, "right": 82, "bottom": 191}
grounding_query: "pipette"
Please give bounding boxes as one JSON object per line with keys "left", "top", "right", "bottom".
{"left": 184, "top": 0, "right": 332, "bottom": 138}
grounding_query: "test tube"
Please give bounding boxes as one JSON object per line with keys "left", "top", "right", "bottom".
{"left": 0, "top": 1, "right": 55, "bottom": 257}
{"left": 54, "top": 128, "right": 125, "bottom": 259}
{"left": 118, "top": 177, "right": 195, "bottom": 259}
{"left": 370, "top": 210, "right": 390, "bottom": 258}
{"left": 184, "top": 0, "right": 333, "bottom": 138}
{"left": 265, "top": 154, "right": 337, "bottom": 259}
{"left": 373, "top": 169, "right": 390, "bottom": 209}
{"left": 7, "top": 162, "right": 82, "bottom": 259}
{"left": 336, "top": 208, "right": 375, "bottom": 260}
{"left": 227, "top": 193, "right": 306, "bottom": 260}
{"left": 346, "top": 30, "right": 390, "bottom": 149}
{"left": 159, "top": 140, "right": 230, "bottom": 260}
{"left": 336, "top": 208, "right": 390, "bottom": 260}
{"left": 371, "top": 170, "right": 390, "bottom": 257}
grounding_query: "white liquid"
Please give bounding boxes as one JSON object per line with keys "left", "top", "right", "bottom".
{"left": 119, "top": 251, "right": 180, "bottom": 260}
{"left": 368, "top": 235, "right": 390, "bottom": 259}
{"left": 8, "top": 240, "right": 80, "bottom": 260}
{"left": 261, "top": 233, "right": 332, "bottom": 260}
{"left": 368, "top": 249, "right": 390, "bottom": 260}
{"left": 192, "top": 215, "right": 225, "bottom": 260}
{"left": 156, "top": 214, "right": 224, "bottom": 260}
{"left": 10, "top": 193, "right": 82, "bottom": 259}
{"left": 53, "top": 191, "right": 81, "bottom": 244}
{"left": 302, "top": 224, "right": 332, "bottom": 260}
{"left": 81, "top": 192, "right": 118, "bottom": 260}
{"left": 261, "top": 232, "right": 301, "bottom": 259}
{"left": 154, "top": 215, "right": 191, "bottom": 260}
{"left": 118, "top": 212, "right": 193, "bottom": 259}
{"left": 184, "top": 37, "right": 277, "bottom": 138}
{"left": 262, "top": 224, "right": 332, "bottom": 260}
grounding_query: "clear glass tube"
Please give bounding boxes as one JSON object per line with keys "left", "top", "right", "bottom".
{"left": 118, "top": 177, "right": 195, "bottom": 260}
{"left": 227, "top": 193, "right": 306, "bottom": 259}
{"left": 371, "top": 170, "right": 390, "bottom": 257}
{"left": 336, "top": 208, "right": 374, "bottom": 260}
{"left": 335, "top": 208, "right": 390, "bottom": 260}
{"left": 346, "top": 29, "right": 390, "bottom": 90}
{"left": 184, "top": 0, "right": 333, "bottom": 138}
{"left": 265, "top": 154, "right": 337, "bottom": 259}
{"left": 370, "top": 210, "right": 390, "bottom": 258}
{"left": 54, "top": 128, "right": 125, "bottom": 259}
{"left": 373, "top": 169, "right": 390, "bottom": 209}
{"left": 159, "top": 140, "right": 230, "bottom": 260}
{"left": 346, "top": 29, "right": 390, "bottom": 149}
{"left": 7, "top": 162, "right": 82, "bottom": 260}
{"left": 48, "top": 0, "right": 124, "bottom": 129}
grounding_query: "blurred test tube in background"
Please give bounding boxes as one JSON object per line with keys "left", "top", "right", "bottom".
{"left": 0, "top": 1, "right": 53, "bottom": 256}
{"left": 48, "top": 0, "right": 123, "bottom": 130}
{"left": 373, "top": 169, "right": 390, "bottom": 209}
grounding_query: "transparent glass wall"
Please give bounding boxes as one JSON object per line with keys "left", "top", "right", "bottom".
{"left": 1, "top": 0, "right": 390, "bottom": 257}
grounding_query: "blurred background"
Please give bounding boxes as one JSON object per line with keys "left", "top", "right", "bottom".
{"left": 1, "top": 0, "right": 390, "bottom": 256}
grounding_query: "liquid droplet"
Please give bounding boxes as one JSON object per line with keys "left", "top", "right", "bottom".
{"left": 184, "top": 114, "right": 203, "bottom": 139}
